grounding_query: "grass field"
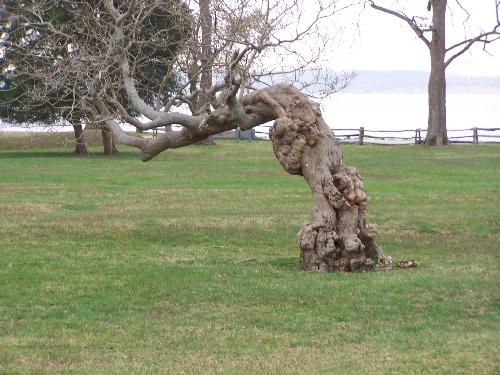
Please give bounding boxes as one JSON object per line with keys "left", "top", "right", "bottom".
{"left": 0, "top": 137, "right": 499, "bottom": 373}
{"left": 0, "top": 130, "right": 104, "bottom": 150}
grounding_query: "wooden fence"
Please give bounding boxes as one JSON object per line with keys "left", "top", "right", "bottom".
{"left": 253, "top": 126, "right": 500, "bottom": 145}
{"left": 151, "top": 126, "right": 500, "bottom": 145}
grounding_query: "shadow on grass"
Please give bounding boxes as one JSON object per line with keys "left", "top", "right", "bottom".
{"left": 253, "top": 257, "right": 301, "bottom": 270}
{"left": 0, "top": 150, "right": 140, "bottom": 159}
{"left": 0, "top": 150, "right": 74, "bottom": 159}
{"left": 178, "top": 257, "right": 301, "bottom": 271}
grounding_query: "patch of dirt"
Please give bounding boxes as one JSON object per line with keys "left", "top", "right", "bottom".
{"left": 397, "top": 259, "right": 419, "bottom": 268}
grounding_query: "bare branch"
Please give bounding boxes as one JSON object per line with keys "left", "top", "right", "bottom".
{"left": 103, "top": 0, "right": 121, "bottom": 21}
{"left": 445, "top": 29, "right": 500, "bottom": 67}
{"left": 90, "top": 98, "right": 148, "bottom": 150}
{"left": 2, "top": 0, "right": 352, "bottom": 158}
{"left": 117, "top": 0, "right": 137, "bottom": 26}
{"left": 119, "top": 55, "right": 200, "bottom": 130}
{"left": 369, "top": 1, "right": 431, "bottom": 48}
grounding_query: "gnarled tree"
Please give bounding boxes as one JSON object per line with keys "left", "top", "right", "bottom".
{"left": 90, "top": 1, "right": 392, "bottom": 271}
{"left": 3, "top": 0, "right": 391, "bottom": 271}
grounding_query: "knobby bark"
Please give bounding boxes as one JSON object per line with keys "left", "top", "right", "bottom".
{"left": 248, "top": 84, "right": 392, "bottom": 271}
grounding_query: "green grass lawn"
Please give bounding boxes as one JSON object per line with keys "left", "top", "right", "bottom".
{"left": 0, "top": 139, "right": 499, "bottom": 373}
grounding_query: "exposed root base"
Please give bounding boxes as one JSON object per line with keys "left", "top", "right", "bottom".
{"left": 298, "top": 224, "right": 393, "bottom": 272}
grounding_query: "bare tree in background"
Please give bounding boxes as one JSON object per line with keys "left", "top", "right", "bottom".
{"left": 188, "top": 0, "right": 216, "bottom": 144}
{"left": 1, "top": 0, "right": 392, "bottom": 272}
{"left": 368, "top": 0, "right": 500, "bottom": 145}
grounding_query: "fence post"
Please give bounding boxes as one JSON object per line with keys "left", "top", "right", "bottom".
{"left": 472, "top": 127, "right": 478, "bottom": 144}
{"left": 413, "top": 128, "right": 422, "bottom": 144}
{"left": 359, "top": 127, "right": 364, "bottom": 145}
{"left": 236, "top": 127, "right": 240, "bottom": 142}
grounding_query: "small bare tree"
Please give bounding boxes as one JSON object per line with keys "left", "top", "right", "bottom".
{"left": 368, "top": 0, "right": 500, "bottom": 145}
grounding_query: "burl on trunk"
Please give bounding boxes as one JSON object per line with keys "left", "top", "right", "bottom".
{"left": 244, "top": 84, "right": 392, "bottom": 272}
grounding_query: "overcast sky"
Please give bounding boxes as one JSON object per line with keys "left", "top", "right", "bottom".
{"left": 329, "top": 1, "right": 500, "bottom": 76}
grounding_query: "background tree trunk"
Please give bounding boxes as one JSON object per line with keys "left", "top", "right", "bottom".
{"left": 195, "top": 0, "right": 215, "bottom": 146}
{"left": 102, "top": 127, "right": 118, "bottom": 156}
{"left": 426, "top": 0, "right": 448, "bottom": 145}
{"left": 71, "top": 117, "right": 87, "bottom": 156}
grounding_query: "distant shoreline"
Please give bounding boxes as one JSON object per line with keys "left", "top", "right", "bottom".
{"left": 2, "top": 90, "right": 499, "bottom": 134}
{"left": 344, "top": 70, "right": 500, "bottom": 94}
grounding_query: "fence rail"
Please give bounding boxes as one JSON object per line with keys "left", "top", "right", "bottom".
{"left": 150, "top": 125, "right": 500, "bottom": 145}
{"left": 251, "top": 125, "right": 500, "bottom": 145}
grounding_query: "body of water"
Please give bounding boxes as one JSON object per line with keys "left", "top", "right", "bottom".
{"left": 323, "top": 92, "right": 499, "bottom": 131}
{"left": 2, "top": 93, "right": 499, "bottom": 142}
{"left": 254, "top": 92, "right": 500, "bottom": 142}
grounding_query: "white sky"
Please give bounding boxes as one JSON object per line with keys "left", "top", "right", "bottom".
{"left": 328, "top": 0, "right": 500, "bottom": 76}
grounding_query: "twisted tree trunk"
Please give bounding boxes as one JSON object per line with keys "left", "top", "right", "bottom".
{"left": 244, "top": 84, "right": 392, "bottom": 272}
